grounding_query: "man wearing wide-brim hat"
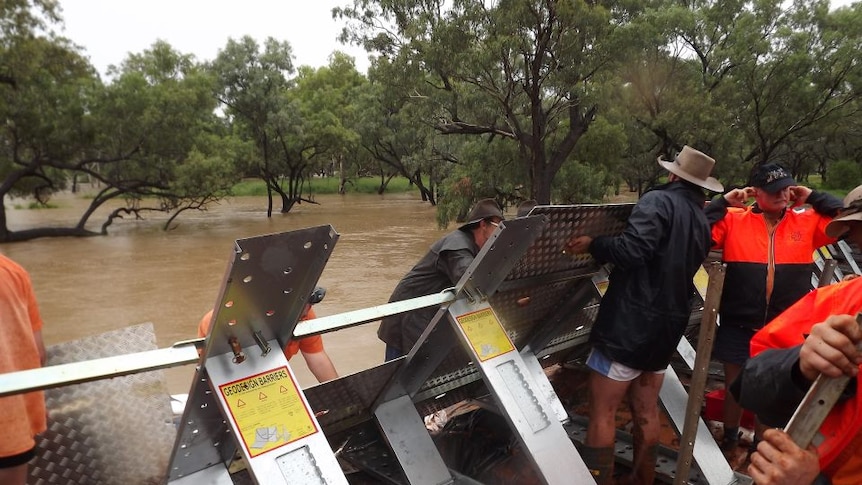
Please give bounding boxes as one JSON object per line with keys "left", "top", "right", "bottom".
{"left": 565, "top": 145, "right": 723, "bottom": 484}
{"left": 704, "top": 161, "right": 843, "bottom": 456}
{"left": 378, "top": 198, "right": 504, "bottom": 361}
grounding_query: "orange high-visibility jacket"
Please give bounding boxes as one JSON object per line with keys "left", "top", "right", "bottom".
{"left": 751, "top": 278, "right": 862, "bottom": 483}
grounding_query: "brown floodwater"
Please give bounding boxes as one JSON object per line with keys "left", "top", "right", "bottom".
{"left": 1, "top": 191, "right": 477, "bottom": 393}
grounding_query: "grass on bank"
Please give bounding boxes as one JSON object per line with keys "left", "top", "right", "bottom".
{"left": 231, "top": 176, "right": 419, "bottom": 197}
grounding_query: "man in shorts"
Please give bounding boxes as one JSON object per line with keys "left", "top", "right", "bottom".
{"left": 567, "top": 146, "right": 723, "bottom": 484}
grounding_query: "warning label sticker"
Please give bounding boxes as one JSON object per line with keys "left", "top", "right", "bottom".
{"left": 694, "top": 265, "right": 709, "bottom": 300}
{"left": 456, "top": 308, "right": 515, "bottom": 361}
{"left": 219, "top": 367, "right": 317, "bottom": 458}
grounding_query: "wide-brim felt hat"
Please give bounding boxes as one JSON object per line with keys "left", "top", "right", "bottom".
{"left": 657, "top": 146, "right": 724, "bottom": 193}
{"left": 516, "top": 199, "right": 538, "bottom": 217}
{"left": 460, "top": 198, "right": 505, "bottom": 229}
{"left": 826, "top": 185, "right": 862, "bottom": 238}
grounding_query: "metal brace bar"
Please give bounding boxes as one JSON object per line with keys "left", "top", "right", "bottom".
{"left": 675, "top": 263, "right": 726, "bottom": 485}
{"left": 818, "top": 259, "right": 839, "bottom": 288}
{"left": 0, "top": 339, "right": 202, "bottom": 397}
{"left": 294, "top": 291, "right": 456, "bottom": 337}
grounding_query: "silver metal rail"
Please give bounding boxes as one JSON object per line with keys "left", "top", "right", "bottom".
{"left": 0, "top": 292, "right": 455, "bottom": 398}
{"left": 0, "top": 339, "right": 203, "bottom": 398}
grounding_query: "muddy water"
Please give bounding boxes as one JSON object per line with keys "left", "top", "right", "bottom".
{"left": 2, "top": 191, "right": 464, "bottom": 393}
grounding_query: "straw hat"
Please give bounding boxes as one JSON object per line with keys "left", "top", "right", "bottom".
{"left": 657, "top": 146, "right": 724, "bottom": 193}
{"left": 825, "top": 185, "right": 862, "bottom": 238}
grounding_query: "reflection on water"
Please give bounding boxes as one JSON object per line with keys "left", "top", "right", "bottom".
{"left": 3, "top": 192, "right": 454, "bottom": 393}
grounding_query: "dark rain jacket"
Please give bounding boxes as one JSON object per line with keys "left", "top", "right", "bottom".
{"left": 705, "top": 191, "right": 841, "bottom": 330}
{"left": 377, "top": 228, "right": 478, "bottom": 353}
{"left": 588, "top": 181, "right": 712, "bottom": 371}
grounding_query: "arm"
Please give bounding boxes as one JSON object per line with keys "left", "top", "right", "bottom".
{"left": 301, "top": 350, "right": 338, "bottom": 383}
{"left": 587, "top": 192, "right": 666, "bottom": 270}
{"left": 731, "top": 345, "right": 810, "bottom": 427}
{"left": 705, "top": 188, "right": 751, "bottom": 224}
{"left": 792, "top": 187, "right": 843, "bottom": 217}
{"left": 439, "top": 248, "right": 477, "bottom": 285}
{"left": 743, "top": 315, "right": 861, "bottom": 484}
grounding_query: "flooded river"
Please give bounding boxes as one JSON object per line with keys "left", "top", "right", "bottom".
{"left": 1, "top": 191, "right": 470, "bottom": 393}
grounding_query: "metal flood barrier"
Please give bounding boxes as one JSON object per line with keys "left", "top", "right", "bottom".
{"left": 10, "top": 202, "right": 853, "bottom": 484}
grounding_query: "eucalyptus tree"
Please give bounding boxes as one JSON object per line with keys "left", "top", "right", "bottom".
{"left": 353, "top": 62, "right": 449, "bottom": 203}
{"left": 210, "top": 36, "right": 299, "bottom": 216}
{"left": 0, "top": 12, "right": 228, "bottom": 242}
{"left": 336, "top": 0, "right": 643, "bottom": 205}
{"left": 292, "top": 52, "right": 367, "bottom": 197}
{"left": 0, "top": 0, "right": 60, "bottom": 88}
{"left": 645, "top": 0, "right": 862, "bottom": 187}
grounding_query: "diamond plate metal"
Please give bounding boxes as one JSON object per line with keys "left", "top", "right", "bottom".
{"left": 506, "top": 204, "right": 633, "bottom": 280}
{"left": 29, "top": 323, "right": 176, "bottom": 485}
{"left": 409, "top": 204, "right": 632, "bottom": 413}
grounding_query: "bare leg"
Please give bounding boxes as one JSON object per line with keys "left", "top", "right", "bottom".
{"left": 0, "top": 463, "right": 29, "bottom": 485}
{"left": 623, "top": 371, "right": 665, "bottom": 485}
{"left": 584, "top": 370, "right": 630, "bottom": 484}
{"left": 585, "top": 370, "right": 630, "bottom": 448}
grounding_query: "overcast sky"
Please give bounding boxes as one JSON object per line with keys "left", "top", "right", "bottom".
{"left": 58, "top": 0, "right": 371, "bottom": 78}
{"left": 58, "top": 0, "right": 856, "bottom": 80}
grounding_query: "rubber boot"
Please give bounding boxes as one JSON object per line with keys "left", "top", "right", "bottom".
{"left": 579, "top": 445, "right": 615, "bottom": 485}
{"left": 614, "top": 443, "right": 658, "bottom": 485}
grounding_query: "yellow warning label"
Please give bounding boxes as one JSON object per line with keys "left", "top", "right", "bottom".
{"left": 591, "top": 267, "right": 610, "bottom": 297}
{"left": 220, "top": 367, "right": 316, "bottom": 458}
{"left": 694, "top": 266, "right": 709, "bottom": 300}
{"left": 456, "top": 308, "right": 515, "bottom": 361}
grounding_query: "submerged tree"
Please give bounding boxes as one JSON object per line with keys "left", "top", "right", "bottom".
{"left": 0, "top": 32, "right": 236, "bottom": 241}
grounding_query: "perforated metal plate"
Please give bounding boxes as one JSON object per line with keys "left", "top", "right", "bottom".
{"left": 29, "top": 323, "right": 176, "bottom": 485}
{"left": 168, "top": 226, "right": 340, "bottom": 483}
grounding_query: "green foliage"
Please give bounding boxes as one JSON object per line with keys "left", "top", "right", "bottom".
{"left": 824, "top": 160, "right": 862, "bottom": 191}
{"left": 3, "top": 0, "right": 862, "bottom": 240}
{"left": 231, "top": 176, "right": 418, "bottom": 196}
{"left": 552, "top": 161, "right": 612, "bottom": 204}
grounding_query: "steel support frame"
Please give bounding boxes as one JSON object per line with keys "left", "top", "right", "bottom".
{"left": 372, "top": 215, "right": 596, "bottom": 484}
{"left": 167, "top": 226, "right": 347, "bottom": 485}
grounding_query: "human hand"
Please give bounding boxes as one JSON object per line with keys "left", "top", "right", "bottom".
{"left": 842, "top": 274, "right": 860, "bottom": 282}
{"left": 723, "top": 187, "right": 754, "bottom": 207}
{"left": 798, "top": 314, "right": 862, "bottom": 381}
{"left": 789, "top": 186, "right": 813, "bottom": 207}
{"left": 747, "top": 428, "right": 820, "bottom": 485}
{"left": 564, "top": 235, "right": 593, "bottom": 255}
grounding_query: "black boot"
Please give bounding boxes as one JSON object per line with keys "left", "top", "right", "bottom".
{"left": 579, "top": 445, "right": 615, "bottom": 485}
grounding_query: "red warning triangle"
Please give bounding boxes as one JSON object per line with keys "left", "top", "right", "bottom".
{"left": 237, "top": 399, "right": 246, "bottom": 407}
{"left": 279, "top": 385, "right": 290, "bottom": 394}
{"left": 259, "top": 391, "right": 268, "bottom": 401}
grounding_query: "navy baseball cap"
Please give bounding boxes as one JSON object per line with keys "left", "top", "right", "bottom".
{"left": 751, "top": 163, "right": 796, "bottom": 193}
